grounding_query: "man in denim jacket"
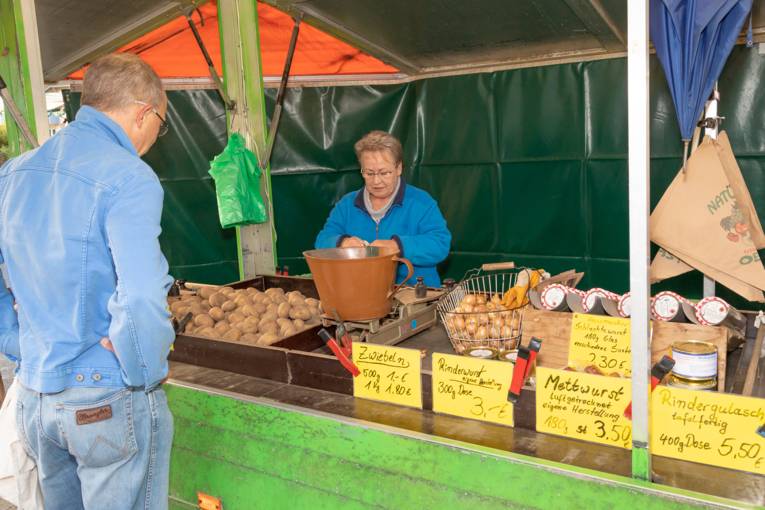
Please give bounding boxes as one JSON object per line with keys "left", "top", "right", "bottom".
{"left": 0, "top": 53, "right": 174, "bottom": 509}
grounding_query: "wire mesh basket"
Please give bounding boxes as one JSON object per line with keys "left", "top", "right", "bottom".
{"left": 437, "top": 265, "right": 534, "bottom": 355}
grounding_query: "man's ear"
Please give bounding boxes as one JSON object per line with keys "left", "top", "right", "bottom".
{"left": 135, "top": 104, "right": 150, "bottom": 129}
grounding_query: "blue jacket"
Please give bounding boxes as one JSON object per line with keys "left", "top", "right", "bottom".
{"left": 0, "top": 106, "right": 175, "bottom": 393}
{"left": 315, "top": 179, "right": 451, "bottom": 286}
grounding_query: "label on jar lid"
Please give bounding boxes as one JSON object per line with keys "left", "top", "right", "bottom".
{"left": 617, "top": 293, "right": 631, "bottom": 318}
{"left": 583, "top": 288, "right": 618, "bottom": 312}
{"left": 464, "top": 347, "right": 498, "bottom": 359}
{"left": 540, "top": 284, "right": 567, "bottom": 310}
{"left": 695, "top": 296, "right": 729, "bottom": 325}
{"left": 651, "top": 291, "right": 684, "bottom": 321}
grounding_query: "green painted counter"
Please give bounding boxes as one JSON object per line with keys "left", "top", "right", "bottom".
{"left": 166, "top": 381, "right": 760, "bottom": 509}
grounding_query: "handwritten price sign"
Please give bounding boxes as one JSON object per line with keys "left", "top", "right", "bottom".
{"left": 536, "top": 367, "right": 632, "bottom": 449}
{"left": 568, "top": 314, "right": 631, "bottom": 376}
{"left": 651, "top": 386, "right": 765, "bottom": 475}
{"left": 432, "top": 353, "right": 514, "bottom": 427}
{"left": 353, "top": 343, "right": 422, "bottom": 409}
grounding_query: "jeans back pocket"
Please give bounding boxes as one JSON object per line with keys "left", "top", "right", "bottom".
{"left": 57, "top": 389, "right": 138, "bottom": 468}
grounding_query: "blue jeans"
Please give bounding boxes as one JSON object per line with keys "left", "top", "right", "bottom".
{"left": 15, "top": 383, "right": 173, "bottom": 510}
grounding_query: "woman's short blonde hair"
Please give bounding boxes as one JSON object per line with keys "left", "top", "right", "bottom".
{"left": 354, "top": 131, "right": 403, "bottom": 166}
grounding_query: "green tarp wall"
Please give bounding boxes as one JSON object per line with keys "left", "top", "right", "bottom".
{"left": 63, "top": 46, "right": 765, "bottom": 307}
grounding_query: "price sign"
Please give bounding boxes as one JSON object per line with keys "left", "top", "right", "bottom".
{"left": 431, "top": 353, "right": 514, "bottom": 427}
{"left": 651, "top": 386, "right": 765, "bottom": 475}
{"left": 536, "top": 367, "right": 632, "bottom": 449}
{"left": 568, "top": 314, "right": 631, "bottom": 376}
{"left": 353, "top": 343, "right": 422, "bottom": 409}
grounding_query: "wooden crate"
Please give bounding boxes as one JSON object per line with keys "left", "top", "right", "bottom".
{"left": 521, "top": 308, "right": 732, "bottom": 391}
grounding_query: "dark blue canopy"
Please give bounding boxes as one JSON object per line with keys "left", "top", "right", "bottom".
{"left": 650, "top": 0, "right": 752, "bottom": 141}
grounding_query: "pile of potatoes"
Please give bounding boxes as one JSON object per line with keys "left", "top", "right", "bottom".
{"left": 169, "top": 286, "right": 322, "bottom": 346}
{"left": 442, "top": 293, "right": 523, "bottom": 342}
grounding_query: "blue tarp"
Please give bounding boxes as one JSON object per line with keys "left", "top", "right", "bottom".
{"left": 650, "top": 0, "right": 752, "bottom": 141}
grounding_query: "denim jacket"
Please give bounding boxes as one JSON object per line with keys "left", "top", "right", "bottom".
{"left": 0, "top": 105, "right": 174, "bottom": 392}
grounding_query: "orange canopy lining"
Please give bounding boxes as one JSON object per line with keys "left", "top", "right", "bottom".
{"left": 68, "top": 1, "right": 397, "bottom": 79}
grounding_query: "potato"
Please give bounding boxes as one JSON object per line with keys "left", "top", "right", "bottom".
{"left": 229, "top": 311, "right": 245, "bottom": 324}
{"left": 289, "top": 306, "right": 311, "bottom": 321}
{"left": 240, "top": 304, "right": 257, "bottom": 317}
{"left": 281, "top": 325, "right": 297, "bottom": 337}
{"left": 184, "top": 322, "right": 196, "bottom": 334}
{"left": 221, "top": 300, "right": 238, "bottom": 312}
{"left": 209, "top": 307, "right": 226, "bottom": 322}
{"left": 240, "top": 317, "right": 259, "bottom": 334}
{"left": 276, "top": 318, "right": 293, "bottom": 330}
{"left": 287, "top": 292, "right": 305, "bottom": 306}
{"left": 193, "top": 314, "right": 214, "bottom": 328}
{"left": 269, "top": 294, "right": 286, "bottom": 305}
{"left": 258, "top": 320, "right": 278, "bottom": 335}
{"left": 292, "top": 318, "right": 306, "bottom": 330}
{"left": 220, "top": 286, "right": 236, "bottom": 295}
{"left": 260, "top": 310, "right": 277, "bottom": 323}
{"left": 208, "top": 292, "right": 227, "bottom": 308}
{"left": 189, "top": 303, "right": 206, "bottom": 316}
{"left": 277, "top": 302, "right": 291, "bottom": 319}
{"left": 241, "top": 333, "right": 260, "bottom": 345}
{"left": 198, "top": 286, "right": 217, "bottom": 299}
{"left": 252, "top": 293, "right": 269, "bottom": 305}
{"left": 253, "top": 302, "right": 268, "bottom": 314}
{"left": 196, "top": 326, "right": 216, "bottom": 338}
{"left": 169, "top": 300, "right": 187, "bottom": 313}
{"left": 266, "top": 303, "right": 278, "bottom": 315}
{"left": 213, "top": 321, "right": 230, "bottom": 334}
{"left": 305, "top": 298, "right": 320, "bottom": 309}
{"left": 308, "top": 306, "right": 321, "bottom": 318}
{"left": 257, "top": 333, "right": 281, "bottom": 346}
{"left": 232, "top": 293, "right": 248, "bottom": 305}
{"left": 264, "top": 287, "right": 284, "bottom": 298}
{"left": 245, "top": 287, "right": 258, "bottom": 294}
{"left": 173, "top": 305, "right": 191, "bottom": 318}
{"left": 222, "top": 328, "right": 242, "bottom": 342}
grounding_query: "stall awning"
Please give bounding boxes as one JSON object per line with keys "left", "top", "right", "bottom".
{"left": 66, "top": 1, "right": 398, "bottom": 80}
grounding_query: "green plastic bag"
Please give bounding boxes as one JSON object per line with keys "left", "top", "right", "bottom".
{"left": 208, "top": 133, "right": 267, "bottom": 228}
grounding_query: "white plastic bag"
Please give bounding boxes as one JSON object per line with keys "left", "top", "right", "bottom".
{"left": 0, "top": 379, "right": 44, "bottom": 509}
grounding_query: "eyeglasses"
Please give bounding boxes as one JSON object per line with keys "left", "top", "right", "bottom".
{"left": 134, "top": 100, "right": 169, "bottom": 137}
{"left": 361, "top": 169, "right": 396, "bottom": 180}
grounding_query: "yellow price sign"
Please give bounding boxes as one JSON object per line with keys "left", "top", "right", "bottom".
{"left": 431, "top": 353, "right": 514, "bottom": 427}
{"left": 536, "top": 367, "right": 632, "bottom": 449}
{"left": 651, "top": 386, "right": 765, "bottom": 475}
{"left": 568, "top": 313, "right": 631, "bottom": 376}
{"left": 352, "top": 343, "right": 422, "bottom": 409}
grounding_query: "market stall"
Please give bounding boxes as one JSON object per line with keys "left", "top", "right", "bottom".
{"left": 2, "top": 0, "right": 765, "bottom": 508}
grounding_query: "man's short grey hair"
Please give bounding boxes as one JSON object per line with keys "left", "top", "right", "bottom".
{"left": 354, "top": 131, "right": 404, "bottom": 166}
{"left": 81, "top": 53, "right": 165, "bottom": 112}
